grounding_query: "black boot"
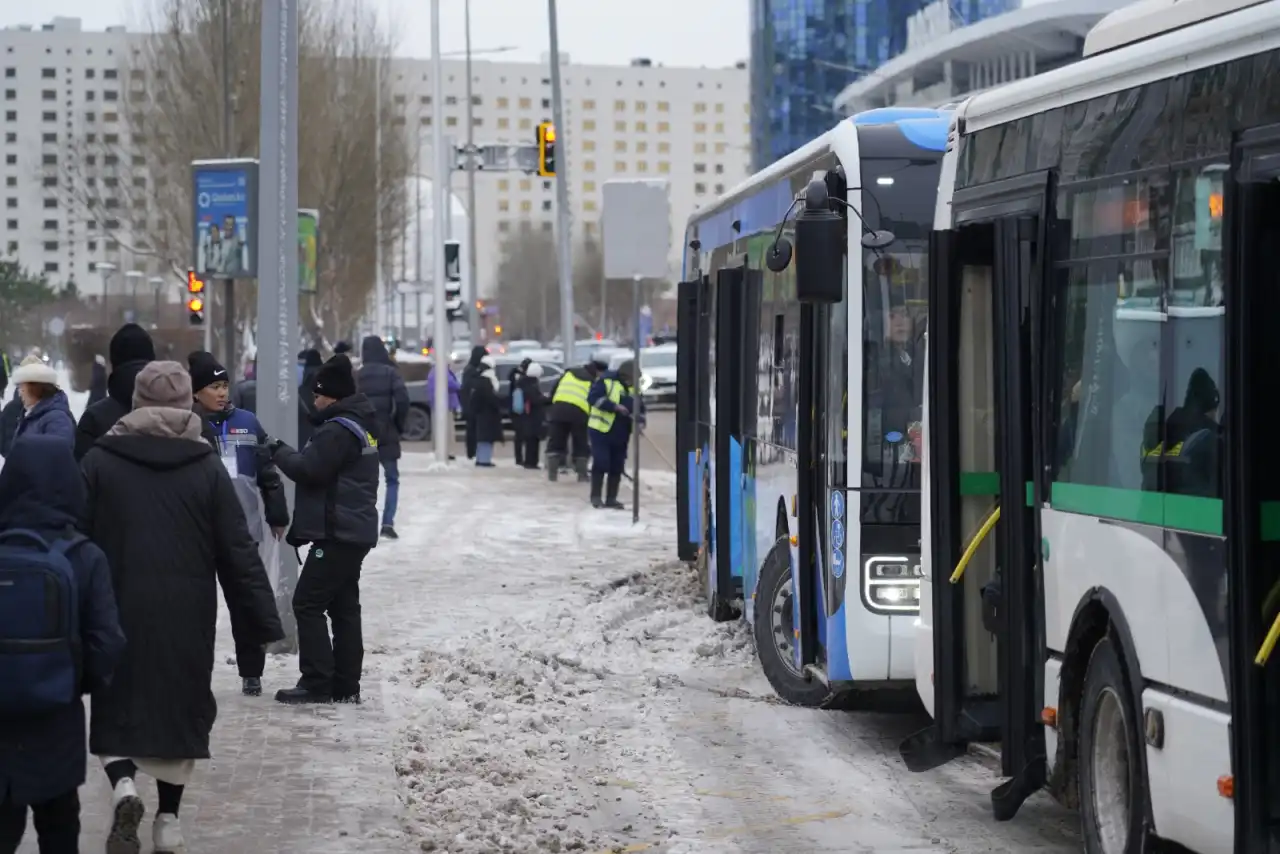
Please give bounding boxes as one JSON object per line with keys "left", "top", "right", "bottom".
{"left": 590, "top": 468, "right": 605, "bottom": 508}
{"left": 242, "top": 677, "right": 262, "bottom": 697}
{"left": 575, "top": 457, "right": 590, "bottom": 483}
{"left": 605, "top": 473, "right": 626, "bottom": 509}
{"left": 380, "top": 525, "right": 398, "bottom": 539}
{"left": 275, "top": 686, "right": 332, "bottom": 705}
{"left": 546, "top": 453, "right": 563, "bottom": 481}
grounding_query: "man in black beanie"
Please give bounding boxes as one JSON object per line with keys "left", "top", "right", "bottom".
{"left": 265, "top": 354, "right": 380, "bottom": 704}
{"left": 74, "top": 322, "right": 156, "bottom": 460}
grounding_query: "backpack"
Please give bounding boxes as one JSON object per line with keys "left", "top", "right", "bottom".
{"left": 512, "top": 386, "right": 525, "bottom": 415}
{"left": 0, "top": 529, "right": 84, "bottom": 715}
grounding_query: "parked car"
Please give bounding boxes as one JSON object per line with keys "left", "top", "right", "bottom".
{"left": 401, "top": 354, "right": 564, "bottom": 441}
{"left": 638, "top": 344, "right": 678, "bottom": 404}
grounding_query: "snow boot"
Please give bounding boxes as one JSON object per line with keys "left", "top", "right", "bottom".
{"left": 575, "top": 457, "right": 590, "bottom": 483}
{"left": 152, "top": 812, "right": 185, "bottom": 853}
{"left": 605, "top": 473, "right": 626, "bottom": 510}
{"left": 381, "top": 525, "right": 399, "bottom": 540}
{"left": 242, "top": 676, "right": 262, "bottom": 697}
{"left": 590, "top": 469, "right": 606, "bottom": 508}
{"left": 106, "top": 777, "right": 144, "bottom": 854}
{"left": 546, "top": 452, "right": 563, "bottom": 481}
{"left": 275, "top": 686, "right": 332, "bottom": 705}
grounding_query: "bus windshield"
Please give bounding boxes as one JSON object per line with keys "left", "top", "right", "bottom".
{"left": 859, "top": 156, "right": 935, "bottom": 519}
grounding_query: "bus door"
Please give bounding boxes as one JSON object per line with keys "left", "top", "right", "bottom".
{"left": 905, "top": 172, "right": 1050, "bottom": 821}
{"left": 676, "top": 274, "right": 710, "bottom": 563}
{"left": 1227, "top": 127, "right": 1280, "bottom": 852}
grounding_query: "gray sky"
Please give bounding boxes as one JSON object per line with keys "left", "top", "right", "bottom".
{"left": 9, "top": 0, "right": 750, "bottom": 68}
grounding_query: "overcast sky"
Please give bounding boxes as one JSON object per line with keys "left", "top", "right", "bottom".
{"left": 6, "top": 0, "right": 750, "bottom": 68}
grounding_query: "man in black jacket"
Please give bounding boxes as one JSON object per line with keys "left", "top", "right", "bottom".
{"left": 74, "top": 323, "right": 155, "bottom": 460}
{"left": 356, "top": 336, "right": 410, "bottom": 539}
{"left": 267, "top": 354, "right": 380, "bottom": 705}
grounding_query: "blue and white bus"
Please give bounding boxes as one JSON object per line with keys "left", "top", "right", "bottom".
{"left": 673, "top": 108, "right": 948, "bottom": 706}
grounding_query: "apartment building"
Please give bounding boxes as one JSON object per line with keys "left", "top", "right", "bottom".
{"left": 0, "top": 17, "right": 751, "bottom": 300}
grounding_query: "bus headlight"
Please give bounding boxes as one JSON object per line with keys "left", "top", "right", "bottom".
{"left": 862, "top": 555, "right": 923, "bottom": 615}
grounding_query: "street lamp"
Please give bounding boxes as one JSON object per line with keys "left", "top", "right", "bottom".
{"left": 148, "top": 275, "right": 166, "bottom": 329}
{"left": 96, "top": 262, "right": 117, "bottom": 326}
{"left": 125, "top": 270, "right": 144, "bottom": 322}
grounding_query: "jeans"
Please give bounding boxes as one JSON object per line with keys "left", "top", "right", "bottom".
{"left": 476, "top": 441, "right": 494, "bottom": 464}
{"left": 381, "top": 457, "right": 399, "bottom": 527}
{"left": 293, "top": 541, "right": 369, "bottom": 699}
{"left": 0, "top": 789, "right": 79, "bottom": 854}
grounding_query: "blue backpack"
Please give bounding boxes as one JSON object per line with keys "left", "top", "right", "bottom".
{"left": 0, "top": 529, "right": 84, "bottom": 715}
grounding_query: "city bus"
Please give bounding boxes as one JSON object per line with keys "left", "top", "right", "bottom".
{"left": 673, "top": 107, "right": 947, "bottom": 707}
{"left": 906, "top": 1, "right": 1280, "bottom": 851}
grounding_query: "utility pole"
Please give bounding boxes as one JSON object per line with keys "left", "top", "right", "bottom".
{"left": 464, "top": 0, "right": 481, "bottom": 341}
{"left": 430, "top": 0, "right": 450, "bottom": 465}
{"left": 219, "top": 0, "right": 234, "bottom": 366}
{"left": 373, "top": 10, "right": 386, "bottom": 340}
{"left": 547, "top": 0, "right": 575, "bottom": 354}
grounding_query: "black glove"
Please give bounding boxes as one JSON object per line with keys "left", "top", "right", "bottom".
{"left": 262, "top": 435, "right": 286, "bottom": 454}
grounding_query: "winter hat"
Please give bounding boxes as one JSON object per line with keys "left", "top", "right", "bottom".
{"left": 299, "top": 348, "right": 323, "bottom": 368}
{"left": 108, "top": 322, "right": 156, "bottom": 367}
{"left": 132, "top": 360, "right": 193, "bottom": 409}
{"left": 10, "top": 355, "right": 59, "bottom": 387}
{"left": 525, "top": 362, "right": 544, "bottom": 379}
{"left": 333, "top": 340, "right": 353, "bottom": 355}
{"left": 186, "top": 350, "right": 228, "bottom": 394}
{"left": 313, "top": 354, "right": 356, "bottom": 400}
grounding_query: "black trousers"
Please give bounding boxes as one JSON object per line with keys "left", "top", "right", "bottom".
{"left": 293, "top": 541, "right": 368, "bottom": 698}
{"left": 546, "top": 418, "right": 588, "bottom": 460}
{"left": 230, "top": 604, "right": 267, "bottom": 678}
{"left": 511, "top": 415, "right": 526, "bottom": 464}
{"left": 0, "top": 790, "right": 79, "bottom": 854}
{"left": 465, "top": 417, "right": 478, "bottom": 459}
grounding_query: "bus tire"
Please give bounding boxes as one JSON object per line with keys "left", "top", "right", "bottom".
{"left": 1078, "top": 636, "right": 1150, "bottom": 854}
{"left": 753, "top": 541, "right": 830, "bottom": 707}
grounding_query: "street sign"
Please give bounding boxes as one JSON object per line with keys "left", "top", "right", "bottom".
{"left": 191, "top": 158, "right": 260, "bottom": 279}
{"left": 602, "top": 179, "right": 671, "bottom": 280}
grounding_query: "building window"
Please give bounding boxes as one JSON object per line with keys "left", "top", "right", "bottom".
{"left": 42, "top": 154, "right": 57, "bottom": 165}
{"left": 614, "top": 100, "right": 625, "bottom": 111}
{"left": 104, "top": 69, "right": 117, "bottom": 79}
{"left": 657, "top": 101, "right": 669, "bottom": 112}
{"left": 583, "top": 181, "right": 596, "bottom": 192}
{"left": 3, "top": 177, "right": 13, "bottom": 188}
{"left": 694, "top": 183, "right": 707, "bottom": 194}
{"left": 496, "top": 97, "right": 509, "bottom": 108}
{"left": 104, "top": 90, "right": 118, "bottom": 102}
{"left": 582, "top": 99, "right": 596, "bottom": 110}
{"left": 497, "top": 117, "right": 509, "bottom": 129}
{"left": 41, "top": 176, "right": 55, "bottom": 188}
{"left": 43, "top": 241, "right": 58, "bottom": 251}
{"left": 541, "top": 200, "right": 552, "bottom": 212}
{"left": 694, "top": 122, "right": 707, "bottom": 133}
{"left": 519, "top": 118, "right": 532, "bottom": 130}
{"left": 658, "top": 161, "right": 670, "bottom": 174}
{"left": 105, "top": 112, "right": 118, "bottom": 123}
{"left": 583, "top": 119, "right": 596, "bottom": 131}
{"left": 636, "top": 141, "right": 648, "bottom": 153}
{"left": 41, "top": 132, "right": 56, "bottom": 143}
{"left": 614, "top": 120, "right": 625, "bottom": 132}
{"left": 42, "top": 112, "right": 56, "bottom": 122}
{"left": 694, "top": 103, "right": 707, "bottom": 113}
{"left": 694, "top": 163, "right": 707, "bottom": 174}
{"left": 44, "top": 262, "right": 59, "bottom": 273}
{"left": 582, "top": 139, "right": 595, "bottom": 152}
{"left": 4, "top": 69, "right": 14, "bottom": 78}
{"left": 715, "top": 103, "right": 725, "bottom": 114}
{"left": 584, "top": 200, "right": 597, "bottom": 212}
{"left": 583, "top": 159, "right": 595, "bottom": 173}
{"left": 658, "top": 141, "right": 670, "bottom": 153}
{"left": 657, "top": 122, "right": 670, "bottom": 133}
{"left": 41, "top": 89, "right": 56, "bottom": 100}
{"left": 714, "top": 122, "right": 724, "bottom": 134}
{"left": 498, "top": 200, "right": 510, "bottom": 212}
{"left": 519, "top": 179, "right": 532, "bottom": 191}
{"left": 634, "top": 101, "right": 646, "bottom": 112}
{"left": 445, "top": 95, "right": 457, "bottom": 106}
{"left": 498, "top": 179, "right": 510, "bottom": 191}
{"left": 3, "top": 90, "right": 13, "bottom": 100}
{"left": 518, "top": 97, "right": 531, "bottom": 109}
{"left": 694, "top": 142, "right": 707, "bottom": 154}
{"left": 614, "top": 161, "right": 626, "bottom": 173}
{"left": 497, "top": 221, "right": 510, "bottom": 233}
{"left": 637, "top": 161, "right": 649, "bottom": 173}
{"left": 43, "top": 198, "right": 56, "bottom": 209}
{"left": 520, "top": 200, "right": 532, "bottom": 212}
{"left": 635, "top": 121, "right": 647, "bottom": 133}
{"left": 541, "top": 98, "right": 550, "bottom": 109}
{"left": 446, "top": 116, "right": 458, "bottom": 127}
{"left": 715, "top": 142, "right": 728, "bottom": 154}
{"left": 614, "top": 140, "right": 626, "bottom": 152}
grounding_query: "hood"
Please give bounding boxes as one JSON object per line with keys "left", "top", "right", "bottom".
{"left": 27, "top": 389, "right": 73, "bottom": 422}
{"left": 311, "top": 392, "right": 377, "bottom": 427}
{"left": 106, "top": 358, "right": 152, "bottom": 407}
{"left": 468, "top": 345, "right": 488, "bottom": 368}
{"left": 481, "top": 368, "right": 500, "bottom": 391}
{"left": 361, "top": 336, "right": 393, "bottom": 366}
{"left": 0, "top": 434, "right": 85, "bottom": 531}
{"left": 97, "top": 407, "right": 211, "bottom": 471}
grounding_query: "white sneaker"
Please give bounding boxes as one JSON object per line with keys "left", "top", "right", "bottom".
{"left": 105, "top": 777, "right": 144, "bottom": 854}
{"left": 152, "top": 812, "right": 186, "bottom": 853}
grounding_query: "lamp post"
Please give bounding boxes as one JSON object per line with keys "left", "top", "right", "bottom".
{"left": 125, "top": 270, "right": 144, "bottom": 322}
{"left": 96, "top": 262, "right": 117, "bottom": 327}
{"left": 148, "top": 275, "right": 165, "bottom": 329}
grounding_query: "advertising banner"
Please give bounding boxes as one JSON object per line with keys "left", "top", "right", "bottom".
{"left": 191, "top": 158, "right": 259, "bottom": 279}
{"left": 298, "top": 209, "right": 320, "bottom": 294}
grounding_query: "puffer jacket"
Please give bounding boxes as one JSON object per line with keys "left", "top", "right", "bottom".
{"left": 356, "top": 337, "right": 410, "bottom": 462}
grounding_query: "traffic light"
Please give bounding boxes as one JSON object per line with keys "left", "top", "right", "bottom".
{"left": 537, "top": 121, "right": 556, "bottom": 177}
{"left": 186, "top": 269, "right": 205, "bottom": 325}
{"left": 444, "top": 240, "right": 463, "bottom": 322}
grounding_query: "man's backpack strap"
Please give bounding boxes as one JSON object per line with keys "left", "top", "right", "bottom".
{"left": 328, "top": 416, "right": 380, "bottom": 456}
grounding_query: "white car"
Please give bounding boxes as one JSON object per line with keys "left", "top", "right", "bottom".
{"left": 638, "top": 345, "right": 677, "bottom": 403}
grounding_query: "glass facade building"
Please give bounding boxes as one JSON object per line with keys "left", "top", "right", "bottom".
{"left": 750, "top": 0, "right": 1018, "bottom": 169}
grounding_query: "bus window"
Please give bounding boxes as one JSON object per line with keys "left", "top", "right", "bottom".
{"left": 827, "top": 257, "right": 849, "bottom": 487}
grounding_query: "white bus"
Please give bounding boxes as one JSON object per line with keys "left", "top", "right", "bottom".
{"left": 907, "top": 1, "right": 1280, "bottom": 852}
{"left": 673, "top": 108, "right": 946, "bottom": 706}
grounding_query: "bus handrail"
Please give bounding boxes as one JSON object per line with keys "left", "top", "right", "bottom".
{"left": 1254, "top": 609, "right": 1280, "bottom": 666}
{"left": 949, "top": 505, "right": 1000, "bottom": 585}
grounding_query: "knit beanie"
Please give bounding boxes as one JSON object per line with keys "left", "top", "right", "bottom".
{"left": 186, "top": 351, "right": 228, "bottom": 394}
{"left": 299, "top": 348, "right": 323, "bottom": 368}
{"left": 312, "top": 354, "right": 356, "bottom": 400}
{"left": 132, "top": 360, "right": 193, "bottom": 409}
{"left": 333, "top": 340, "right": 353, "bottom": 355}
{"left": 109, "top": 323, "right": 156, "bottom": 367}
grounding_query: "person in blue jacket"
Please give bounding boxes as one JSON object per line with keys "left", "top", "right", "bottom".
{"left": 0, "top": 436, "right": 126, "bottom": 853}
{"left": 586, "top": 359, "right": 644, "bottom": 509}
{"left": 9, "top": 356, "right": 75, "bottom": 448}
{"left": 188, "top": 351, "right": 291, "bottom": 697}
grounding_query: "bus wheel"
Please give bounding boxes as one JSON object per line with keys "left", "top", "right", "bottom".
{"left": 753, "top": 542, "right": 829, "bottom": 707}
{"left": 1078, "top": 636, "right": 1149, "bottom": 854}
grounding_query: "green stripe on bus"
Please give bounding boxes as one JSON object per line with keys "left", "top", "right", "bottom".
{"left": 1260, "top": 502, "right": 1280, "bottom": 542}
{"left": 1048, "top": 482, "right": 1222, "bottom": 537}
{"left": 959, "top": 471, "right": 1000, "bottom": 496}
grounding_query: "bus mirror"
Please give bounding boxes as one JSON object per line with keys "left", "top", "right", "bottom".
{"left": 862, "top": 230, "right": 896, "bottom": 249}
{"left": 795, "top": 179, "right": 845, "bottom": 304}
{"left": 765, "top": 237, "right": 793, "bottom": 273}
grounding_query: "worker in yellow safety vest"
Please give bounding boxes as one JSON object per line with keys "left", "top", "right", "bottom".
{"left": 587, "top": 359, "right": 643, "bottom": 509}
{"left": 545, "top": 357, "right": 605, "bottom": 482}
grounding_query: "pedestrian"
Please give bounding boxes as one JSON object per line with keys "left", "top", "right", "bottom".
{"left": 333, "top": 340, "right": 353, "bottom": 357}
{"left": 425, "top": 359, "right": 462, "bottom": 460}
{"left": 587, "top": 358, "right": 644, "bottom": 509}
{"left": 74, "top": 323, "right": 155, "bottom": 461}
{"left": 356, "top": 336, "right": 410, "bottom": 539}
{"left": 80, "top": 361, "right": 282, "bottom": 854}
{"left": 516, "top": 362, "right": 549, "bottom": 470}
{"left": 229, "top": 360, "right": 257, "bottom": 413}
{"left": 545, "top": 357, "right": 603, "bottom": 483}
{"left": 460, "top": 345, "right": 488, "bottom": 459}
{"left": 0, "top": 389, "right": 21, "bottom": 458}
{"left": 6, "top": 356, "right": 74, "bottom": 448}
{"left": 297, "top": 349, "right": 324, "bottom": 446}
{"left": 88, "top": 354, "right": 108, "bottom": 406}
{"left": 0, "top": 436, "right": 126, "bottom": 854}
{"left": 509, "top": 357, "right": 533, "bottom": 465}
{"left": 188, "top": 351, "right": 291, "bottom": 698}
{"left": 266, "top": 354, "right": 379, "bottom": 705}
{"left": 469, "top": 355, "right": 503, "bottom": 468}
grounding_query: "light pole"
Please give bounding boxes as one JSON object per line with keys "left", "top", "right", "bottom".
{"left": 125, "top": 270, "right": 144, "bottom": 322}
{"left": 429, "top": 0, "right": 450, "bottom": 465}
{"left": 547, "top": 0, "right": 575, "bottom": 359}
{"left": 463, "top": 0, "right": 480, "bottom": 342}
{"left": 96, "top": 262, "right": 117, "bottom": 327}
{"left": 148, "top": 275, "right": 165, "bottom": 329}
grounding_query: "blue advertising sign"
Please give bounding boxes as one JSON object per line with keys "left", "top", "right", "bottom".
{"left": 191, "top": 159, "right": 259, "bottom": 279}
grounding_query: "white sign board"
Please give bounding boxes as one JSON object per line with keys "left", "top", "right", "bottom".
{"left": 602, "top": 179, "right": 671, "bottom": 280}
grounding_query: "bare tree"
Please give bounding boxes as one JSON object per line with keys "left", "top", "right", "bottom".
{"left": 494, "top": 223, "right": 559, "bottom": 340}
{"left": 63, "top": 0, "right": 412, "bottom": 351}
